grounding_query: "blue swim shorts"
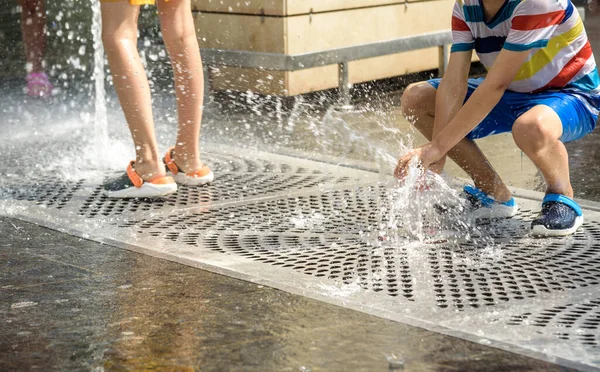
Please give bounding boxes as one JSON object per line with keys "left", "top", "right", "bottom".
{"left": 427, "top": 77, "right": 598, "bottom": 143}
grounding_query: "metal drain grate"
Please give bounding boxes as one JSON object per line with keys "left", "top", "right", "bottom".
{"left": 200, "top": 233, "right": 414, "bottom": 299}
{"left": 202, "top": 152, "right": 323, "bottom": 174}
{"left": 0, "top": 176, "right": 84, "bottom": 209}
{"left": 133, "top": 203, "right": 414, "bottom": 300}
{"left": 5, "top": 144, "right": 600, "bottom": 370}
{"left": 80, "top": 172, "right": 353, "bottom": 218}
{"left": 428, "top": 220, "right": 600, "bottom": 309}
{"left": 508, "top": 300, "right": 600, "bottom": 349}
{"left": 129, "top": 183, "right": 600, "bottom": 312}
{"left": 131, "top": 186, "right": 384, "bottom": 234}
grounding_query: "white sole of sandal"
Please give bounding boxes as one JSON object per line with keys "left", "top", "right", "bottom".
{"left": 173, "top": 171, "right": 214, "bottom": 186}
{"left": 471, "top": 203, "right": 519, "bottom": 220}
{"left": 531, "top": 215, "right": 584, "bottom": 237}
{"left": 107, "top": 182, "right": 178, "bottom": 199}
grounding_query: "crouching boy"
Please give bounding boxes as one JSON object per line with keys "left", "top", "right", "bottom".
{"left": 397, "top": 0, "right": 599, "bottom": 236}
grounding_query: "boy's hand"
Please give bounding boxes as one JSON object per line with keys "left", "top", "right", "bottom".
{"left": 394, "top": 142, "right": 444, "bottom": 179}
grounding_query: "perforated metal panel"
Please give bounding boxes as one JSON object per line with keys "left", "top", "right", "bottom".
{"left": 76, "top": 151, "right": 359, "bottom": 219}
{"left": 79, "top": 172, "right": 352, "bottom": 218}
{"left": 3, "top": 143, "right": 600, "bottom": 371}
{"left": 427, "top": 214, "right": 600, "bottom": 309}
{"left": 0, "top": 175, "right": 84, "bottom": 209}
{"left": 201, "top": 233, "right": 415, "bottom": 299}
{"left": 127, "top": 193, "right": 600, "bottom": 310}
{"left": 202, "top": 151, "right": 322, "bottom": 174}
{"left": 131, "top": 186, "right": 383, "bottom": 234}
{"left": 506, "top": 300, "right": 600, "bottom": 352}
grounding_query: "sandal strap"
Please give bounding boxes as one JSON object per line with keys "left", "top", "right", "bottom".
{"left": 543, "top": 194, "right": 583, "bottom": 216}
{"left": 165, "top": 147, "right": 207, "bottom": 176}
{"left": 464, "top": 185, "right": 515, "bottom": 207}
{"left": 164, "top": 147, "right": 180, "bottom": 175}
{"left": 464, "top": 185, "right": 494, "bottom": 207}
{"left": 126, "top": 161, "right": 144, "bottom": 188}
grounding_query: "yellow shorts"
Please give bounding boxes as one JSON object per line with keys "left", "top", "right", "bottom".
{"left": 100, "top": 0, "right": 156, "bottom": 4}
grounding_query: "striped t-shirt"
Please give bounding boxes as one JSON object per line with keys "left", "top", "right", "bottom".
{"left": 451, "top": 0, "right": 600, "bottom": 112}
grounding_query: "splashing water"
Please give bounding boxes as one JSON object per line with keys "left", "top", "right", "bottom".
{"left": 316, "top": 278, "right": 363, "bottom": 298}
{"left": 290, "top": 210, "right": 326, "bottom": 230}
{"left": 318, "top": 106, "right": 414, "bottom": 172}
{"left": 90, "top": 0, "right": 109, "bottom": 170}
{"left": 319, "top": 105, "right": 496, "bottom": 247}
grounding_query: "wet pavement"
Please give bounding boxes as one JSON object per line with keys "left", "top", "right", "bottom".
{"left": 0, "top": 216, "right": 574, "bottom": 371}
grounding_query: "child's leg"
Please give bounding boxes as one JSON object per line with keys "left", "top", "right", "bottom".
{"left": 401, "top": 82, "right": 512, "bottom": 202}
{"left": 512, "top": 105, "right": 573, "bottom": 197}
{"left": 101, "top": 1, "right": 165, "bottom": 180}
{"left": 20, "top": 0, "right": 46, "bottom": 73}
{"left": 157, "top": 0, "right": 204, "bottom": 172}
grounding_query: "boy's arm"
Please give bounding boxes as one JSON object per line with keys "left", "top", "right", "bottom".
{"left": 432, "top": 0, "right": 475, "bottom": 140}
{"left": 396, "top": 0, "right": 566, "bottom": 176}
{"left": 431, "top": 49, "right": 472, "bottom": 139}
{"left": 431, "top": 49, "right": 530, "bottom": 155}
{"left": 396, "top": 48, "right": 530, "bottom": 176}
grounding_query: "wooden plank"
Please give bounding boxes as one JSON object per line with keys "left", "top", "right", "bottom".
{"left": 197, "top": 0, "right": 457, "bottom": 96}
{"left": 209, "top": 48, "right": 443, "bottom": 96}
{"left": 210, "top": 67, "right": 289, "bottom": 95}
{"left": 285, "top": 0, "right": 453, "bottom": 54}
{"left": 192, "top": 0, "right": 408, "bottom": 16}
{"left": 287, "top": 0, "right": 407, "bottom": 16}
{"left": 192, "top": 0, "right": 284, "bottom": 16}
{"left": 194, "top": 0, "right": 453, "bottom": 53}
{"left": 349, "top": 49, "right": 441, "bottom": 84}
{"left": 285, "top": 48, "right": 440, "bottom": 95}
{"left": 193, "top": 12, "right": 285, "bottom": 53}
{"left": 286, "top": 66, "right": 338, "bottom": 96}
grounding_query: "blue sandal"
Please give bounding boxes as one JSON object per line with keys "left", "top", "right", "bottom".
{"left": 463, "top": 185, "right": 518, "bottom": 219}
{"left": 435, "top": 185, "right": 518, "bottom": 219}
{"left": 531, "top": 194, "right": 584, "bottom": 237}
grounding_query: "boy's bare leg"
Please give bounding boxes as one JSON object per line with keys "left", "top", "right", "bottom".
{"left": 20, "top": 0, "right": 46, "bottom": 73}
{"left": 101, "top": 2, "right": 165, "bottom": 181}
{"left": 512, "top": 105, "right": 573, "bottom": 198}
{"left": 158, "top": 0, "right": 204, "bottom": 173}
{"left": 401, "top": 82, "right": 512, "bottom": 202}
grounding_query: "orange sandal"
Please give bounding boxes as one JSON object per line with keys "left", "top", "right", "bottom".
{"left": 104, "top": 161, "right": 177, "bottom": 198}
{"left": 164, "top": 147, "right": 214, "bottom": 186}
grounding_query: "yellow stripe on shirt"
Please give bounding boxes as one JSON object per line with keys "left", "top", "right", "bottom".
{"left": 514, "top": 17, "right": 584, "bottom": 81}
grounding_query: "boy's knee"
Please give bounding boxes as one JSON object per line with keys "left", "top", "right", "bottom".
{"left": 400, "top": 82, "right": 436, "bottom": 118}
{"left": 512, "top": 113, "right": 559, "bottom": 150}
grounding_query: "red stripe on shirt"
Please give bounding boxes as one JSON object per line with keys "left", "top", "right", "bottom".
{"left": 536, "top": 41, "right": 593, "bottom": 92}
{"left": 511, "top": 10, "right": 565, "bottom": 31}
{"left": 452, "top": 16, "right": 470, "bottom": 32}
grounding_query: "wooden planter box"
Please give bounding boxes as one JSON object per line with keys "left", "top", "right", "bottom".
{"left": 192, "top": 0, "right": 413, "bottom": 16}
{"left": 193, "top": 0, "right": 454, "bottom": 96}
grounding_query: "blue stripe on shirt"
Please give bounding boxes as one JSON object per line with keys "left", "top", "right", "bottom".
{"left": 487, "top": 0, "right": 521, "bottom": 28}
{"left": 463, "top": 5, "right": 484, "bottom": 22}
{"left": 569, "top": 68, "right": 600, "bottom": 91}
{"left": 474, "top": 36, "right": 507, "bottom": 54}
{"left": 451, "top": 42, "right": 475, "bottom": 53}
{"left": 561, "top": 2, "right": 574, "bottom": 24}
{"left": 503, "top": 40, "right": 549, "bottom": 51}
{"left": 462, "top": 0, "right": 520, "bottom": 26}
